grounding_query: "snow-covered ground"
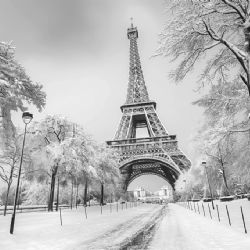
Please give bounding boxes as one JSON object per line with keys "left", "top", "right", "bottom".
{"left": 180, "top": 199, "right": 250, "bottom": 234}
{"left": 0, "top": 203, "right": 162, "bottom": 250}
{"left": 149, "top": 203, "right": 250, "bottom": 250}
{"left": 2, "top": 201, "right": 250, "bottom": 250}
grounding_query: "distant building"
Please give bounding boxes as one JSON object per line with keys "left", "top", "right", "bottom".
{"left": 154, "top": 185, "right": 173, "bottom": 201}
{"left": 133, "top": 185, "right": 173, "bottom": 202}
{"left": 133, "top": 187, "right": 151, "bottom": 200}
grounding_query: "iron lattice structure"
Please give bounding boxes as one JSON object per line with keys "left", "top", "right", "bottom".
{"left": 107, "top": 24, "right": 191, "bottom": 189}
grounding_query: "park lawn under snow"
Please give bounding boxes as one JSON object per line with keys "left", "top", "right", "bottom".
{"left": 183, "top": 199, "right": 250, "bottom": 234}
{"left": 0, "top": 203, "right": 162, "bottom": 250}
{"left": 2, "top": 200, "right": 250, "bottom": 250}
{"left": 149, "top": 203, "right": 250, "bottom": 250}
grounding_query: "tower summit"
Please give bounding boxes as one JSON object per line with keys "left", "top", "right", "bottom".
{"left": 107, "top": 24, "right": 191, "bottom": 190}
{"left": 122, "top": 23, "right": 156, "bottom": 111}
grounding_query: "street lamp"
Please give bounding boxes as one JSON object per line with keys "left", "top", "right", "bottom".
{"left": 10, "top": 112, "right": 33, "bottom": 234}
{"left": 202, "top": 161, "right": 215, "bottom": 210}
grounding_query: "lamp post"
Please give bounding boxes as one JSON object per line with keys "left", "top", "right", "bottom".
{"left": 202, "top": 161, "right": 215, "bottom": 210}
{"left": 10, "top": 112, "right": 33, "bottom": 234}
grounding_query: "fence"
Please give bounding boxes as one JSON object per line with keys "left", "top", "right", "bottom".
{"left": 177, "top": 199, "right": 250, "bottom": 235}
{"left": 0, "top": 201, "right": 143, "bottom": 216}
{"left": 55, "top": 201, "right": 143, "bottom": 226}
{"left": 0, "top": 205, "right": 70, "bottom": 215}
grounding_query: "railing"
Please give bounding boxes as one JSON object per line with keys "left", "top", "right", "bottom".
{"left": 0, "top": 205, "right": 70, "bottom": 215}
{"left": 107, "top": 135, "right": 177, "bottom": 147}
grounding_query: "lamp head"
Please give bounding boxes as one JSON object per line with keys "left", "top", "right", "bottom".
{"left": 22, "top": 112, "right": 33, "bottom": 124}
{"left": 201, "top": 161, "right": 206, "bottom": 166}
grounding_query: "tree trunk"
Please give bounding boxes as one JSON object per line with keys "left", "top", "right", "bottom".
{"left": 0, "top": 106, "right": 16, "bottom": 145}
{"left": 75, "top": 182, "right": 79, "bottom": 208}
{"left": 48, "top": 166, "right": 58, "bottom": 212}
{"left": 70, "top": 178, "right": 74, "bottom": 209}
{"left": 4, "top": 165, "right": 14, "bottom": 216}
{"left": 84, "top": 179, "right": 88, "bottom": 206}
{"left": 88, "top": 187, "right": 91, "bottom": 207}
{"left": 4, "top": 182, "right": 11, "bottom": 216}
{"left": 100, "top": 183, "right": 104, "bottom": 206}
{"left": 246, "top": 59, "right": 250, "bottom": 96}
{"left": 222, "top": 167, "right": 230, "bottom": 196}
{"left": 48, "top": 174, "right": 56, "bottom": 211}
{"left": 243, "top": 17, "right": 250, "bottom": 96}
{"left": 56, "top": 177, "right": 59, "bottom": 211}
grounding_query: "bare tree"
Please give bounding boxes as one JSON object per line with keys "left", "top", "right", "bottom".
{"left": 0, "top": 136, "right": 29, "bottom": 215}
{"left": 158, "top": 0, "right": 250, "bottom": 95}
{"left": 206, "top": 137, "right": 234, "bottom": 196}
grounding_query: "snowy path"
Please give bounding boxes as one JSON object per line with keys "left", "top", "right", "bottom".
{"left": 74, "top": 205, "right": 163, "bottom": 249}
{"left": 0, "top": 203, "right": 162, "bottom": 250}
{"left": 149, "top": 204, "right": 250, "bottom": 250}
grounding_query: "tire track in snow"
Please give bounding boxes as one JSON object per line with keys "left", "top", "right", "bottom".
{"left": 73, "top": 205, "right": 165, "bottom": 250}
{"left": 118, "top": 205, "right": 166, "bottom": 250}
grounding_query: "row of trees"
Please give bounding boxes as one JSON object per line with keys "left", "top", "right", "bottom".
{"left": 157, "top": 0, "right": 250, "bottom": 199}
{"left": 0, "top": 41, "right": 122, "bottom": 214}
{"left": 0, "top": 115, "right": 121, "bottom": 214}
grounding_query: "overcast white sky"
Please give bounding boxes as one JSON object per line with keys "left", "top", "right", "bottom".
{"left": 1, "top": 0, "right": 204, "bottom": 191}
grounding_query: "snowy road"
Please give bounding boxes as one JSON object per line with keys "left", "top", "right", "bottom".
{"left": 149, "top": 204, "right": 250, "bottom": 250}
{"left": 1, "top": 203, "right": 250, "bottom": 249}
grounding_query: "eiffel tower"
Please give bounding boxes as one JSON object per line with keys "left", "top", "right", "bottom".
{"left": 107, "top": 23, "right": 191, "bottom": 190}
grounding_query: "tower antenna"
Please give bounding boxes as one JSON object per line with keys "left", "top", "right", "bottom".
{"left": 130, "top": 17, "right": 134, "bottom": 28}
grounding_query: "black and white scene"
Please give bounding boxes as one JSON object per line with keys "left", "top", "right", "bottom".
{"left": 1, "top": 0, "right": 250, "bottom": 249}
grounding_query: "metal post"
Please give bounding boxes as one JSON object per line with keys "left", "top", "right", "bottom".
{"left": 216, "top": 204, "right": 220, "bottom": 222}
{"left": 226, "top": 205, "right": 231, "bottom": 226}
{"left": 202, "top": 203, "right": 206, "bottom": 217}
{"left": 208, "top": 203, "right": 212, "bottom": 219}
{"left": 84, "top": 206, "right": 87, "bottom": 219}
{"left": 10, "top": 123, "right": 27, "bottom": 234}
{"left": 240, "top": 206, "right": 247, "bottom": 234}
{"left": 197, "top": 203, "right": 200, "bottom": 214}
{"left": 59, "top": 208, "right": 62, "bottom": 226}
